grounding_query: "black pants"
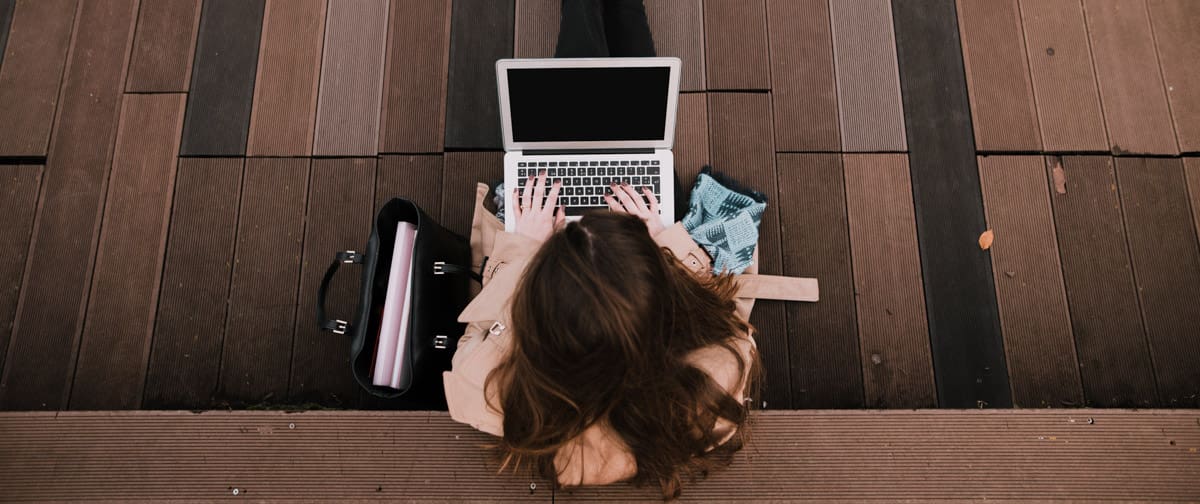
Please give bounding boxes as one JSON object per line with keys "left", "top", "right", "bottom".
{"left": 555, "top": 0, "right": 656, "bottom": 58}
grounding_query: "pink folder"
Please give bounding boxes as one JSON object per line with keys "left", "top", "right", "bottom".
{"left": 371, "top": 222, "right": 417, "bottom": 387}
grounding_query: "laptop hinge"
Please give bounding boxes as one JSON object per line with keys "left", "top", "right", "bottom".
{"left": 522, "top": 148, "right": 656, "bottom": 156}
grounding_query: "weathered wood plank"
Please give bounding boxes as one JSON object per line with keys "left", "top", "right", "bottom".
{"left": 0, "top": 0, "right": 14, "bottom": 69}
{"left": 829, "top": 0, "right": 906, "bottom": 151}
{"left": 768, "top": 0, "right": 839, "bottom": 152}
{"left": 673, "top": 92, "right": 709, "bottom": 191}
{"left": 645, "top": 0, "right": 705, "bottom": 91}
{"left": 179, "top": 0, "right": 264, "bottom": 156}
{"left": 378, "top": 0, "right": 452, "bottom": 154}
{"left": 1147, "top": 0, "right": 1200, "bottom": 153}
{"left": 956, "top": 0, "right": 1042, "bottom": 151}
{"left": 71, "top": 94, "right": 187, "bottom": 410}
{"left": 514, "top": 0, "right": 558, "bottom": 58}
{"left": 444, "top": 0, "right": 513, "bottom": 149}
{"left": 125, "top": 0, "right": 201, "bottom": 92}
{"left": 0, "top": 0, "right": 77, "bottom": 156}
{"left": 376, "top": 155, "right": 445, "bottom": 215}
{"left": 441, "top": 152, "right": 503, "bottom": 239}
{"left": 0, "top": 165, "right": 42, "bottom": 381}
{"left": 703, "top": 0, "right": 769, "bottom": 90}
{"left": 1187, "top": 158, "right": 1200, "bottom": 244}
{"left": 312, "top": 0, "right": 389, "bottom": 156}
{"left": 245, "top": 0, "right": 326, "bottom": 157}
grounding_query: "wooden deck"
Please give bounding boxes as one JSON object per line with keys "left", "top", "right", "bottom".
{"left": 0, "top": 0, "right": 1198, "bottom": 415}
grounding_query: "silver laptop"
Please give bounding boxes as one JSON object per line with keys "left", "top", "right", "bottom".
{"left": 496, "top": 57, "right": 682, "bottom": 232}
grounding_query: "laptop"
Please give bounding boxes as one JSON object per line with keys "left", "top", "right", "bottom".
{"left": 496, "top": 57, "right": 682, "bottom": 232}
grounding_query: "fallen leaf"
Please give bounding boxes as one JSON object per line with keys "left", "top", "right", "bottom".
{"left": 979, "top": 229, "right": 994, "bottom": 250}
{"left": 1052, "top": 162, "right": 1067, "bottom": 194}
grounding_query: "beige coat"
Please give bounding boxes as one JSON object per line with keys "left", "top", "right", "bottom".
{"left": 443, "top": 183, "right": 817, "bottom": 487}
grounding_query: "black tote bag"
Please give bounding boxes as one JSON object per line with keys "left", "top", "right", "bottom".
{"left": 316, "top": 198, "right": 476, "bottom": 409}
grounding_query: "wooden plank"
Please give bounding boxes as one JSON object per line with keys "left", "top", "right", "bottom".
{"left": 0, "top": 0, "right": 77, "bottom": 157}
{"left": 1018, "top": 0, "right": 1109, "bottom": 152}
{"left": 956, "top": 0, "right": 1042, "bottom": 152}
{"left": 179, "top": 0, "right": 264, "bottom": 156}
{"left": 1188, "top": 158, "right": 1200, "bottom": 243}
{"left": 842, "top": 154, "right": 935, "bottom": 408}
{"left": 673, "top": 92, "right": 710, "bottom": 191}
{"left": 444, "top": 0, "right": 513, "bottom": 150}
{"left": 441, "top": 152, "right": 503, "bottom": 239}
{"left": 312, "top": 0, "right": 389, "bottom": 157}
{"left": 376, "top": 155, "right": 444, "bottom": 215}
{"left": 977, "top": 156, "right": 1081, "bottom": 407}
{"left": 1048, "top": 155, "right": 1156, "bottom": 407}
{"left": 893, "top": 0, "right": 1011, "bottom": 408}
{"left": 124, "top": 0, "right": 201, "bottom": 92}
{"left": 1147, "top": 0, "right": 1200, "bottom": 153}
{"left": 768, "top": 0, "right": 839, "bottom": 152}
{"left": 143, "top": 158, "right": 242, "bottom": 409}
{"left": 703, "top": 0, "right": 769, "bottom": 90}
{"left": 245, "top": 0, "right": 326, "bottom": 157}
{"left": 378, "top": 0, "right": 452, "bottom": 154}
{"left": 0, "top": 165, "right": 42, "bottom": 380}
{"left": 645, "top": 0, "right": 705, "bottom": 91}
{"left": 829, "top": 0, "right": 906, "bottom": 152}
{"left": 70, "top": 94, "right": 187, "bottom": 410}
{"left": 777, "top": 154, "right": 863, "bottom": 408}
{"left": 513, "top": 0, "right": 558, "bottom": 58}
{"left": 1082, "top": 0, "right": 1178, "bottom": 155}
{"left": 0, "top": 0, "right": 138, "bottom": 411}
{"left": 219, "top": 158, "right": 308, "bottom": 405}
{"left": 290, "top": 158, "right": 375, "bottom": 408}
{"left": 708, "top": 93, "right": 789, "bottom": 408}
{"left": 1114, "top": 157, "right": 1200, "bottom": 407}
{"left": 0, "top": 0, "right": 14, "bottom": 69}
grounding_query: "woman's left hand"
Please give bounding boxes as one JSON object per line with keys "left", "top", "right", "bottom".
{"left": 605, "top": 183, "right": 666, "bottom": 236}
{"left": 512, "top": 169, "right": 566, "bottom": 242}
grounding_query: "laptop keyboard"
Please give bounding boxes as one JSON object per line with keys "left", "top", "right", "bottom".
{"left": 517, "top": 159, "right": 662, "bottom": 216}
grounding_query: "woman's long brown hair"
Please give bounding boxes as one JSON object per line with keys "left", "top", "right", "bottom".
{"left": 486, "top": 212, "right": 761, "bottom": 500}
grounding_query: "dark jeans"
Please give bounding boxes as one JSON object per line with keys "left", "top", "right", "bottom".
{"left": 555, "top": 0, "right": 656, "bottom": 58}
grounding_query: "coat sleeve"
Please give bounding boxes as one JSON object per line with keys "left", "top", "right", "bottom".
{"left": 652, "top": 222, "right": 758, "bottom": 322}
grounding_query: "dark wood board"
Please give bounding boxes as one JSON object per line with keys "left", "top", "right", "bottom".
{"left": 0, "top": 0, "right": 138, "bottom": 411}
{"left": 1188, "top": 158, "right": 1200, "bottom": 243}
{"left": 0, "top": 0, "right": 14, "bottom": 70}
{"left": 645, "top": 0, "right": 705, "bottom": 91}
{"left": 144, "top": 158, "right": 243, "bottom": 409}
{"left": 703, "top": 0, "right": 769, "bottom": 90}
{"left": 379, "top": 0, "right": 452, "bottom": 154}
{"left": 708, "top": 93, "right": 789, "bottom": 409}
{"left": 977, "top": 155, "right": 1081, "bottom": 407}
{"left": 179, "top": 0, "right": 264, "bottom": 156}
{"left": 842, "top": 154, "right": 936, "bottom": 408}
{"left": 70, "top": 94, "right": 187, "bottom": 410}
{"left": 444, "top": 0, "right": 513, "bottom": 150}
{"left": 892, "top": 0, "right": 1011, "bottom": 408}
{"left": 777, "top": 154, "right": 863, "bottom": 409}
{"left": 1082, "top": 0, "right": 1178, "bottom": 155}
{"left": 312, "top": 0, "right": 389, "bottom": 157}
{"left": 1114, "top": 157, "right": 1200, "bottom": 407}
{"left": 1147, "top": 0, "right": 1200, "bottom": 153}
{"left": 0, "top": 0, "right": 77, "bottom": 157}
{"left": 124, "top": 0, "right": 201, "bottom": 92}
{"left": 289, "top": 158, "right": 375, "bottom": 408}
{"left": 0, "top": 165, "right": 42, "bottom": 381}
{"left": 673, "top": 92, "right": 710, "bottom": 191}
{"left": 767, "top": 0, "right": 840, "bottom": 152}
{"left": 441, "top": 151, "right": 503, "bottom": 239}
{"left": 218, "top": 158, "right": 309, "bottom": 405}
{"left": 375, "top": 155, "right": 445, "bottom": 215}
{"left": 956, "top": 0, "right": 1042, "bottom": 152}
{"left": 829, "top": 0, "right": 907, "bottom": 152}
{"left": 1018, "top": 0, "right": 1109, "bottom": 152}
{"left": 1048, "top": 155, "right": 1156, "bottom": 407}
{"left": 514, "top": 0, "right": 558, "bottom": 58}
{"left": 245, "top": 0, "right": 326, "bottom": 157}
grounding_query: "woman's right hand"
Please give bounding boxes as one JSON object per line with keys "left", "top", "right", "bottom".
{"left": 512, "top": 169, "right": 565, "bottom": 243}
{"left": 605, "top": 183, "right": 666, "bottom": 236}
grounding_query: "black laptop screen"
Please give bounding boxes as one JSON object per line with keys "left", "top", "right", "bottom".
{"left": 507, "top": 67, "right": 670, "bottom": 143}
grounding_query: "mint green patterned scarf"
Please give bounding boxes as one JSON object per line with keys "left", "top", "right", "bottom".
{"left": 681, "top": 167, "right": 767, "bottom": 274}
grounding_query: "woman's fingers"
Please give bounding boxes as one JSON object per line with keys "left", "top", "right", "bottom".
{"left": 621, "top": 184, "right": 651, "bottom": 214}
{"left": 531, "top": 170, "right": 546, "bottom": 211}
{"left": 642, "top": 187, "right": 660, "bottom": 215}
{"left": 611, "top": 183, "right": 644, "bottom": 215}
{"left": 545, "top": 179, "right": 562, "bottom": 214}
{"left": 520, "top": 175, "right": 533, "bottom": 212}
{"left": 512, "top": 187, "right": 523, "bottom": 219}
{"left": 603, "top": 192, "right": 622, "bottom": 212}
{"left": 555, "top": 205, "right": 566, "bottom": 228}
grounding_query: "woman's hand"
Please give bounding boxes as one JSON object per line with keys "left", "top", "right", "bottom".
{"left": 512, "top": 169, "right": 566, "bottom": 242}
{"left": 605, "top": 183, "right": 666, "bottom": 236}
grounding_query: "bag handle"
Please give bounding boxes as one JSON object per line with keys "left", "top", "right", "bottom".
{"left": 317, "top": 250, "right": 364, "bottom": 335}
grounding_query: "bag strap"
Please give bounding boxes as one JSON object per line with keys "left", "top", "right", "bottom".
{"left": 435, "top": 260, "right": 483, "bottom": 284}
{"left": 317, "top": 250, "right": 364, "bottom": 335}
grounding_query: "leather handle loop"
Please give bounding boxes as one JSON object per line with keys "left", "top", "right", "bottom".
{"left": 317, "top": 250, "right": 364, "bottom": 335}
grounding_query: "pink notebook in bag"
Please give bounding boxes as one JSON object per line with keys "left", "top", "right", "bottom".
{"left": 371, "top": 222, "right": 417, "bottom": 387}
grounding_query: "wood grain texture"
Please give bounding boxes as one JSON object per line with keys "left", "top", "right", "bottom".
{"left": 375, "top": 155, "right": 445, "bottom": 215}
{"left": 1114, "top": 157, "right": 1200, "bottom": 407}
{"left": 893, "top": 0, "right": 1011, "bottom": 408}
{"left": 977, "top": 156, "right": 1081, "bottom": 407}
{"left": 441, "top": 152, "right": 503, "bottom": 239}
{"left": 778, "top": 154, "right": 863, "bottom": 409}
{"left": 290, "top": 158, "right": 375, "bottom": 408}
{"left": 0, "top": 0, "right": 138, "bottom": 411}
{"left": 829, "top": 0, "right": 907, "bottom": 152}
{"left": 0, "top": 165, "right": 41, "bottom": 381}
{"left": 144, "top": 158, "right": 242, "bottom": 409}
{"left": 1048, "top": 155, "right": 1156, "bottom": 407}
{"left": 1082, "top": 0, "right": 1178, "bottom": 155}
{"left": 125, "top": 0, "right": 201, "bottom": 92}
{"left": 444, "top": 0, "right": 513, "bottom": 149}
{"left": 0, "top": 0, "right": 76, "bottom": 156}
{"left": 514, "top": 0, "right": 558, "bottom": 58}
{"left": 1187, "top": 158, "right": 1200, "bottom": 245}
{"left": 0, "top": 0, "right": 14, "bottom": 69}
{"left": 673, "top": 92, "right": 710, "bottom": 191}
{"left": 69, "top": 94, "right": 186, "bottom": 410}
{"left": 245, "top": 0, "right": 326, "bottom": 157}
{"left": 645, "top": 0, "right": 705, "bottom": 91}
{"left": 1147, "top": 0, "right": 1200, "bottom": 153}
{"left": 842, "top": 154, "right": 935, "bottom": 408}
{"left": 379, "top": 0, "right": 452, "bottom": 154}
{"left": 179, "top": 0, "right": 264, "bottom": 156}
{"left": 956, "top": 0, "right": 1042, "bottom": 151}
{"left": 1018, "top": 0, "right": 1109, "bottom": 152}
{"left": 768, "top": 0, "right": 840, "bottom": 152}
{"left": 703, "top": 0, "right": 769, "bottom": 90}
{"left": 312, "top": 0, "right": 389, "bottom": 156}
{"left": 708, "top": 93, "right": 789, "bottom": 408}
{"left": 219, "top": 158, "right": 309, "bottom": 405}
